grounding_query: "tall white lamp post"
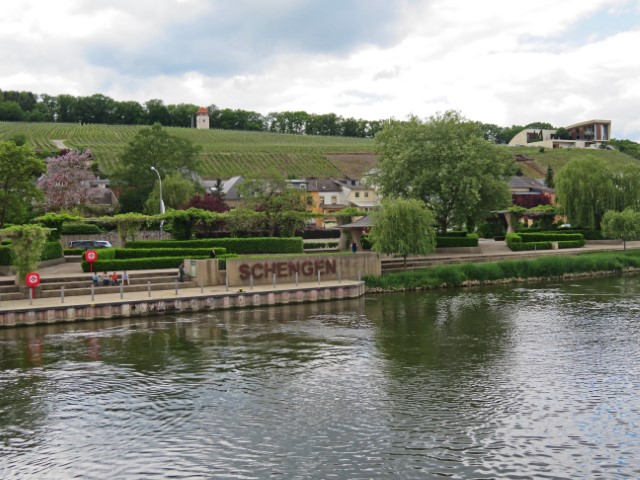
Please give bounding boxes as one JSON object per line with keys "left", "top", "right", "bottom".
{"left": 150, "top": 166, "right": 165, "bottom": 239}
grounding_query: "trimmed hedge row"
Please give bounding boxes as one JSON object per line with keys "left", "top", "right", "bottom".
{"left": 303, "top": 242, "right": 339, "bottom": 249}
{"left": 113, "top": 247, "right": 226, "bottom": 259}
{"left": 81, "top": 254, "right": 238, "bottom": 272}
{"left": 0, "top": 241, "right": 63, "bottom": 265}
{"left": 517, "top": 233, "right": 584, "bottom": 242}
{"left": 506, "top": 233, "right": 585, "bottom": 251}
{"left": 441, "top": 231, "right": 468, "bottom": 238}
{"left": 436, "top": 234, "right": 479, "bottom": 248}
{"left": 364, "top": 251, "right": 640, "bottom": 290}
{"left": 126, "top": 237, "right": 304, "bottom": 254}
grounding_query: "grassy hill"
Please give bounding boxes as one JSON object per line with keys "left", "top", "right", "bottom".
{"left": 2, "top": 122, "right": 638, "bottom": 182}
{"left": 508, "top": 145, "right": 639, "bottom": 177}
{"left": 0, "top": 122, "right": 376, "bottom": 179}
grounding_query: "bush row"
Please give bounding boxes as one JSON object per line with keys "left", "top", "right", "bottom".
{"left": 113, "top": 247, "right": 226, "bottom": 259}
{"left": 0, "top": 241, "right": 63, "bottom": 265}
{"left": 126, "top": 237, "right": 304, "bottom": 254}
{"left": 81, "top": 254, "right": 238, "bottom": 272}
{"left": 517, "top": 232, "right": 584, "bottom": 242}
{"left": 436, "top": 234, "right": 479, "bottom": 248}
{"left": 506, "top": 233, "right": 585, "bottom": 251}
{"left": 364, "top": 251, "right": 640, "bottom": 290}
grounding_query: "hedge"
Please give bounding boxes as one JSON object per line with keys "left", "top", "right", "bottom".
{"left": 114, "top": 247, "right": 226, "bottom": 259}
{"left": 441, "top": 231, "right": 468, "bottom": 238}
{"left": 436, "top": 234, "right": 479, "bottom": 248}
{"left": 303, "top": 242, "right": 338, "bottom": 249}
{"left": 506, "top": 233, "right": 585, "bottom": 251}
{"left": 81, "top": 254, "right": 238, "bottom": 272}
{"left": 517, "top": 233, "right": 584, "bottom": 243}
{"left": 126, "top": 237, "right": 304, "bottom": 254}
{"left": 61, "top": 223, "right": 103, "bottom": 235}
{"left": 0, "top": 241, "right": 63, "bottom": 265}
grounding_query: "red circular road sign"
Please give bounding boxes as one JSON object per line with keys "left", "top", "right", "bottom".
{"left": 26, "top": 272, "right": 41, "bottom": 287}
{"left": 85, "top": 250, "right": 98, "bottom": 262}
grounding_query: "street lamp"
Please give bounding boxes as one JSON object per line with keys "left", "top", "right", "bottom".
{"left": 150, "top": 166, "right": 165, "bottom": 240}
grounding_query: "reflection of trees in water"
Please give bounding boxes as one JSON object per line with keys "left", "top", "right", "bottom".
{"left": 367, "top": 290, "right": 512, "bottom": 372}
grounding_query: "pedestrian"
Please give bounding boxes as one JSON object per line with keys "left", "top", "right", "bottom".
{"left": 122, "top": 270, "right": 130, "bottom": 286}
{"left": 102, "top": 272, "right": 110, "bottom": 286}
{"left": 178, "top": 263, "right": 185, "bottom": 282}
{"left": 209, "top": 248, "right": 217, "bottom": 259}
{"left": 91, "top": 272, "right": 99, "bottom": 286}
{"left": 110, "top": 271, "right": 119, "bottom": 286}
{"left": 351, "top": 242, "right": 358, "bottom": 254}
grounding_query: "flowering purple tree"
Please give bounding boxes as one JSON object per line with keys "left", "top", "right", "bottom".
{"left": 38, "top": 149, "right": 100, "bottom": 212}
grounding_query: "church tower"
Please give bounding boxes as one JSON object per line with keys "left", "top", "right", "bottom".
{"left": 196, "top": 107, "right": 210, "bottom": 129}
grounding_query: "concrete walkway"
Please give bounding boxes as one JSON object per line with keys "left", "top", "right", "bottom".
{"left": 0, "top": 239, "right": 636, "bottom": 314}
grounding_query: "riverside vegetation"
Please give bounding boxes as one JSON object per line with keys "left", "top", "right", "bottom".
{"left": 364, "top": 250, "right": 640, "bottom": 292}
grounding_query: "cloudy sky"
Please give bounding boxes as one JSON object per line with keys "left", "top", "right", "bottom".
{"left": 2, "top": 0, "right": 640, "bottom": 139}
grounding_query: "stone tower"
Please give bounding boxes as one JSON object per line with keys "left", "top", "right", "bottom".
{"left": 196, "top": 107, "right": 210, "bottom": 129}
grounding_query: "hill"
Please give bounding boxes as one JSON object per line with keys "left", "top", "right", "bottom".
{"left": 507, "top": 145, "right": 640, "bottom": 178}
{"left": 0, "top": 122, "right": 377, "bottom": 179}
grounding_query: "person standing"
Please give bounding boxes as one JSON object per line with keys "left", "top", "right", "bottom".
{"left": 351, "top": 242, "right": 358, "bottom": 254}
{"left": 122, "top": 270, "right": 130, "bottom": 286}
{"left": 209, "top": 248, "right": 217, "bottom": 259}
{"left": 178, "top": 263, "right": 185, "bottom": 282}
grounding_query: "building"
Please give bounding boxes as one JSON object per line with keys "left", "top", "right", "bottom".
{"left": 196, "top": 107, "right": 210, "bottom": 130}
{"left": 508, "top": 119, "right": 612, "bottom": 149}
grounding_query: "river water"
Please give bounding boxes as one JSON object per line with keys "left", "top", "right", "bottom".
{"left": 2, "top": 276, "right": 640, "bottom": 479}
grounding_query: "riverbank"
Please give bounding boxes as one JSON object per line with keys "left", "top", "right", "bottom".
{"left": 365, "top": 249, "right": 640, "bottom": 292}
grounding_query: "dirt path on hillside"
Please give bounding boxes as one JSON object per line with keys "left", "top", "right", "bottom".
{"left": 51, "top": 139, "right": 67, "bottom": 149}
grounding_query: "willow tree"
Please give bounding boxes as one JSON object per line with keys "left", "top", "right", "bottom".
{"left": 369, "top": 198, "right": 436, "bottom": 270}
{"left": 0, "top": 225, "right": 50, "bottom": 284}
{"left": 601, "top": 208, "right": 640, "bottom": 250}
{"left": 554, "top": 158, "right": 616, "bottom": 230}
{"left": 374, "top": 111, "right": 513, "bottom": 234}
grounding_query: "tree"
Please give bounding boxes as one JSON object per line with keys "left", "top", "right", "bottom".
{"left": 143, "top": 172, "right": 199, "bottom": 214}
{"left": 554, "top": 158, "right": 616, "bottom": 230}
{"left": 33, "top": 212, "right": 82, "bottom": 240}
{"left": 601, "top": 208, "right": 640, "bottom": 250}
{"left": 0, "top": 141, "right": 45, "bottom": 227}
{"left": 238, "top": 169, "right": 311, "bottom": 236}
{"left": 162, "top": 208, "right": 218, "bottom": 240}
{"left": 37, "top": 149, "right": 99, "bottom": 212}
{"left": 223, "top": 208, "right": 266, "bottom": 237}
{"left": 545, "top": 164, "right": 554, "bottom": 188}
{"left": 369, "top": 198, "right": 436, "bottom": 270}
{"left": 110, "top": 123, "right": 200, "bottom": 212}
{"left": 184, "top": 193, "right": 230, "bottom": 212}
{"left": 0, "top": 225, "right": 50, "bottom": 284}
{"left": 374, "top": 111, "right": 513, "bottom": 234}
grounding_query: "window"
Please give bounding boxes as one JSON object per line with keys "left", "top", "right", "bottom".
{"left": 331, "top": 196, "right": 337, "bottom": 204}
{"left": 355, "top": 192, "right": 360, "bottom": 198}
{"left": 364, "top": 192, "right": 369, "bottom": 198}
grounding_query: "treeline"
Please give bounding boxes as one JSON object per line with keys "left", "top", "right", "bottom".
{"left": 0, "top": 89, "right": 385, "bottom": 138}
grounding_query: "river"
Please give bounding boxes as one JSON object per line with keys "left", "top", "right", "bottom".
{"left": 1, "top": 275, "right": 640, "bottom": 479}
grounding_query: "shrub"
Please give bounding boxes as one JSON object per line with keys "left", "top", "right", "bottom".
{"left": 442, "top": 231, "right": 468, "bottom": 238}
{"left": 0, "top": 245, "right": 12, "bottom": 265}
{"left": 436, "top": 234, "right": 479, "bottom": 248}
{"left": 41, "top": 241, "right": 63, "bottom": 261}
{"left": 125, "top": 237, "right": 304, "bottom": 254}
{"left": 113, "top": 247, "right": 226, "bottom": 259}
{"left": 518, "top": 233, "right": 584, "bottom": 242}
{"left": 81, "top": 253, "right": 238, "bottom": 272}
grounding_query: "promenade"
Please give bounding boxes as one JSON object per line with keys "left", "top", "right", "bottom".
{"left": 0, "top": 238, "right": 636, "bottom": 326}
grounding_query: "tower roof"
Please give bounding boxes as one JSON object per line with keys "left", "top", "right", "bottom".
{"left": 197, "top": 107, "right": 208, "bottom": 114}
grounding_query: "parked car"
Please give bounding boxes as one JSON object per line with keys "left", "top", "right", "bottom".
{"left": 68, "top": 240, "right": 113, "bottom": 249}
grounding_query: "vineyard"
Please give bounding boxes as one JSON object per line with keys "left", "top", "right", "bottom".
{"left": 0, "top": 122, "right": 376, "bottom": 179}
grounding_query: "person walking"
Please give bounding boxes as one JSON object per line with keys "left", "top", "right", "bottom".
{"left": 351, "top": 242, "right": 358, "bottom": 254}
{"left": 178, "top": 263, "right": 185, "bottom": 282}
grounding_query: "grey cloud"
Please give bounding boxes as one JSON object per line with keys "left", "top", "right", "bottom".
{"left": 85, "top": 0, "right": 409, "bottom": 77}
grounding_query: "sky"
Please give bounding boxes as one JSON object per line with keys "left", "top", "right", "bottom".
{"left": 2, "top": 0, "right": 640, "bottom": 139}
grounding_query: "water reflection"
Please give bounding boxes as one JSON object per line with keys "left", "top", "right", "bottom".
{"left": 1, "top": 279, "right": 640, "bottom": 478}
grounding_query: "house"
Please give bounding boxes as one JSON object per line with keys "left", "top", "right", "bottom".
{"left": 508, "top": 119, "right": 612, "bottom": 149}
{"left": 509, "top": 176, "right": 555, "bottom": 207}
{"left": 201, "top": 176, "right": 244, "bottom": 207}
{"left": 305, "top": 179, "right": 349, "bottom": 228}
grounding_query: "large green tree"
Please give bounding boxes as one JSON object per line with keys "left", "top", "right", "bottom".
{"left": 0, "top": 141, "right": 46, "bottom": 227}
{"left": 238, "top": 169, "right": 311, "bottom": 236}
{"left": 374, "top": 111, "right": 513, "bottom": 234}
{"left": 143, "top": 172, "right": 200, "bottom": 214}
{"left": 111, "top": 123, "right": 200, "bottom": 212}
{"left": 554, "top": 158, "right": 616, "bottom": 230}
{"left": 369, "top": 198, "right": 436, "bottom": 270}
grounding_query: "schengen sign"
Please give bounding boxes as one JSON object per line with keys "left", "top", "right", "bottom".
{"left": 25, "top": 272, "right": 41, "bottom": 287}
{"left": 238, "top": 259, "right": 337, "bottom": 281}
